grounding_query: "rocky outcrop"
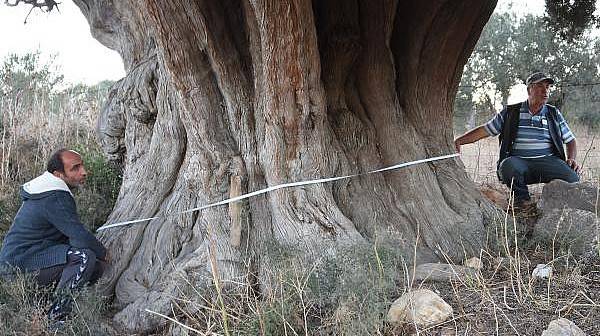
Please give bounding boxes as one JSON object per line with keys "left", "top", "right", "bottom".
{"left": 534, "top": 181, "right": 599, "bottom": 257}
{"left": 540, "top": 180, "right": 598, "bottom": 213}
{"left": 533, "top": 208, "right": 598, "bottom": 256}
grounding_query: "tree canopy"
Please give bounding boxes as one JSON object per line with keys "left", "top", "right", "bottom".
{"left": 545, "top": 0, "right": 598, "bottom": 40}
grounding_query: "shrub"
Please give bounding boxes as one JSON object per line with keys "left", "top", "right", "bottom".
{"left": 0, "top": 270, "right": 115, "bottom": 335}
{"left": 72, "top": 145, "right": 122, "bottom": 231}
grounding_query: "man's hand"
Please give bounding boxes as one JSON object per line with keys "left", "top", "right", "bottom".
{"left": 453, "top": 126, "right": 490, "bottom": 154}
{"left": 566, "top": 158, "right": 581, "bottom": 174}
{"left": 454, "top": 139, "right": 462, "bottom": 153}
{"left": 566, "top": 140, "right": 579, "bottom": 174}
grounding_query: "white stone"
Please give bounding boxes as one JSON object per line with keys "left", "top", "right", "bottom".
{"left": 387, "top": 289, "right": 453, "bottom": 328}
{"left": 464, "top": 257, "right": 483, "bottom": 270}
{"left": 541, "top": 318, "right": 585, "bottom": 336}
{"left": 532, "top": 264, "right": 553, "bottom": 279}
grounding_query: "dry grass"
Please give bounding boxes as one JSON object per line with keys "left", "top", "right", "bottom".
{"left": 0, "top": 271, "right": 116, "bottom": 336}
{"left": 0, "top": 85, "right": 105, "bottom": 186}
{"left": 411, "top": 254, "right": 600, "bottom": 335}
{"left": 129, "top": 222, "right": 600, "bottom": 336}
{"left": 401, "top": 205, "right": 600, "bottom": 335}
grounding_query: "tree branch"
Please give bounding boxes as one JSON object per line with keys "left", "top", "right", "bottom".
{"left": 5, "top": 0, "right": 60, "bottom": 23}
{"left": 5, "top": 0, "right": 60, "bottom": 11}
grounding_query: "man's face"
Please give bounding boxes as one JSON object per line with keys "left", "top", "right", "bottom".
{"left": 528, "top": 81, "right": 552, "bottom": 103}
{"left": 54, "top": 151, "right": 87, "bottom": 189}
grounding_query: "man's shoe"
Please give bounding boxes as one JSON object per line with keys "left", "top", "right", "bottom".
{"left": 47, "top": 296, "right": 72, "bottom": 324}
{"left": 511, "top": 200, "right": 539, "bottom": 239}
{"left": 512, "top": 199, "right": 539, "bottom": 218}
{"left": 48, "top": 319, "right": 66, "bottom": 332}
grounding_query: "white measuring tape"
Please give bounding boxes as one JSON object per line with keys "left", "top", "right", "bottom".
{"left": 97, "top": 153, "right": 459, "bottom": 231}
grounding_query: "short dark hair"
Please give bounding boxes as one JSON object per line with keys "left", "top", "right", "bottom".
{"left": 47, "top": 148, "right": 69, "bottom": 174}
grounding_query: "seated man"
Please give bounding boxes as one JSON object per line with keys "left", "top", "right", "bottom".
{"left": 0, "top": 148, "right": 109, "bottom": 323}
{"left": 454, "top": 72, "right": 580, "bottom": 210}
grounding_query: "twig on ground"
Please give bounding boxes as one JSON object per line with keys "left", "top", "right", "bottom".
{"left": 502, "top": 285, "right": 518, "bottom": 311}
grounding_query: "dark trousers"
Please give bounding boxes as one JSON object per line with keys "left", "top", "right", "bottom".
{"left": 498, "top": 155, "right": 579, "bottom": 203}
{"left": 35, "top": 248, "right": 106, "bottom": 320}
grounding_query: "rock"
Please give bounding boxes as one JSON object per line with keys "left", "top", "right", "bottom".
{"left": 413, "top": 263, "right": 477, "bottom": 282}
{"left": 170, "top": 325, "right": 191, "bottom": 336}
{"left": 541, "top": 318, "right": 585, "bottom": 336}
{"left": 387, "top": 289, "right": 453, "bottom": 328}
{"left": 480, "top": 183, "right": 508, "bottom": 209}
{"left": 532, "top": 264, "right": 553, "bottom": 279}
{"left": 464, "top": 257, "right": 483, "bottom": 270}
{"left": 540, "top": 180, "right": 598, "bottom": 213}
{"left": 533, "top": 208, "right": 598, "bottom": 256}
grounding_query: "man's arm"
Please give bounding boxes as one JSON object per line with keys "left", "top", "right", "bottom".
{"left": 47, "top": 192, "right": 107, "bottom": 260}
{"left": 454, "top": 126, "right": 491, "bottom": 153}
{"left": 565, "top": 139, "right": 581, "bottom": 174}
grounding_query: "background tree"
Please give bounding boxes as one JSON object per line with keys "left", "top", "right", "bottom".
{"left": 545, "top": 0, "right": 598, "bottom": 40}
{"left": 454, "top": 11, "right": 520, "bottom": 131}
{"left": 455, "top": 9, "right": 600, "bottom": 128}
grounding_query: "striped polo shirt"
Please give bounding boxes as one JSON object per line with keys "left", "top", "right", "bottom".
{"left": 484, "top": 102, "right": 575, "bottom": 158}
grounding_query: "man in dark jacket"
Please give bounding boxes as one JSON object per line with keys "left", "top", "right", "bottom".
{"left": 454, "top": 72, "right": 580, "bottom": 210}
{"left": 0, "top": 148, "right": 109, "bottom": 323}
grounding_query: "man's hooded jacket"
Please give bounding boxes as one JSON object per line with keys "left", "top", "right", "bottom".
{"left": 0, "top": 172, "right": 106, "bottom": 272}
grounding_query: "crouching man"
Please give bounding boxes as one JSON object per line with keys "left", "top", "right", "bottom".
{"left": 0, "top": 148, "right": 109, "bottom": 324}
{"left": 454, "top": 72, "right": 580, "bottom": 213}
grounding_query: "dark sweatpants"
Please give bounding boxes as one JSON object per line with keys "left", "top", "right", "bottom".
{"left": 35, "top": 248, "right": 106, "bottom": 320}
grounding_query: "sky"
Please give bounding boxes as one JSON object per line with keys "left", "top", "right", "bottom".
{"left": 496, "top": 0, "right": 545, "bottom": 15}
{"left": 0, "top": 0, "right": 554, "bottom": 86}
{"left": 0, "top": 1, "right": 125, "bottom": 85}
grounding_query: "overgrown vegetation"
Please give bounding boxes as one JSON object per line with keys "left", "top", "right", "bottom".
{"left": 0, "top": 271, "right": 114, "bottom": 335}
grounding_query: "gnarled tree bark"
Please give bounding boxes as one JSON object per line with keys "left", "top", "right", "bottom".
{"left": 76, "top": 0, "right": 497, "bottom": 332}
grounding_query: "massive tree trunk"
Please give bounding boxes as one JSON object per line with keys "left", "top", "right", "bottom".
{"left": 75, "top": 0, "right": 497, "bottom": 332}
